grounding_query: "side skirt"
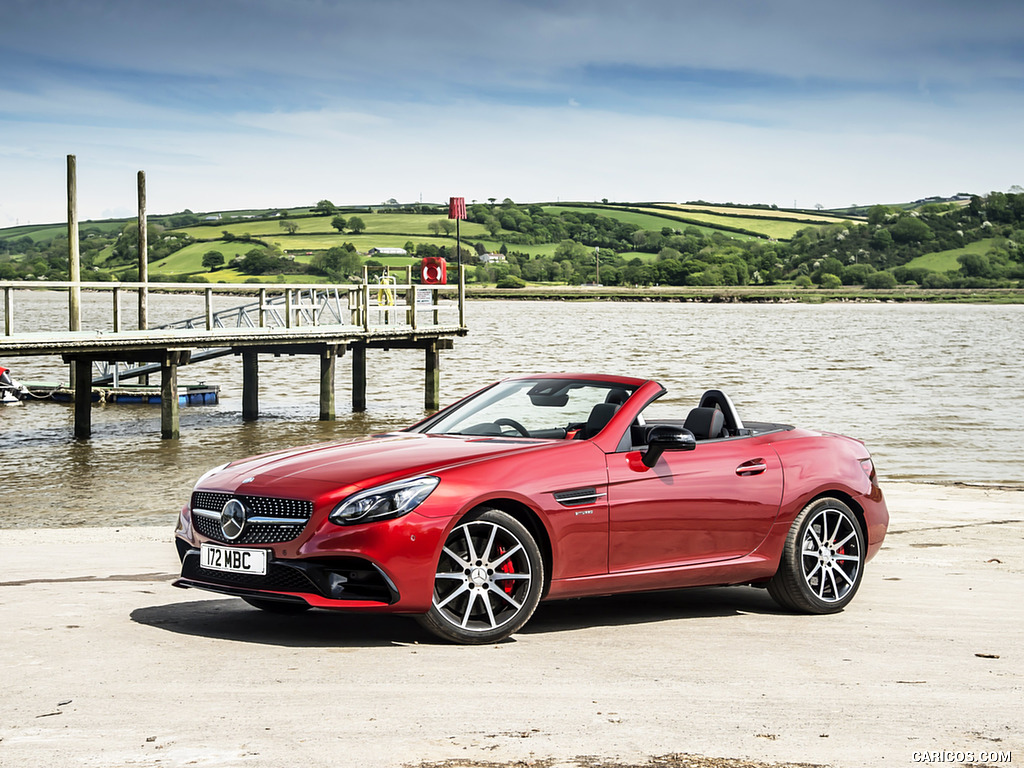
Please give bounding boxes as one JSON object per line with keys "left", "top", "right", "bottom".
{"left": 545, "top": 554, "right": 778, "bottom": 601}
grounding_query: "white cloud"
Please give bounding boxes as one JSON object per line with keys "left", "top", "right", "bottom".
{"left": 4, "top": 93, "right": 1021, "bottom": 228}
{"left": 2, "top": 0, "right": 1022, "bottom": 227}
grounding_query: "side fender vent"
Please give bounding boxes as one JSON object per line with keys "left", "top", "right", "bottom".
{"left": 553, "top": 487, "right": 606, "bottom": 507}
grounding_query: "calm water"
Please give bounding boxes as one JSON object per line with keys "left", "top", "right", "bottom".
{"left": 2, "top": 293, "right": 1022, "bottom": 527}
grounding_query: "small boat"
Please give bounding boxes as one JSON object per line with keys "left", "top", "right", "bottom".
{"left": 0, "top": 365, "right": 26, "bottom": 404}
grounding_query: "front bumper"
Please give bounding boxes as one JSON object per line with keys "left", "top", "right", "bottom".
{"left": 174, "top": 541, "right": 399, "bottom": 608}
{"left": 174, "top": 501, "right": 451, "bottom": 612}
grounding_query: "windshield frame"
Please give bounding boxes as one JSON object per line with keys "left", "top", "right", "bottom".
{"left": 409, "top": 376, "right": 643, "bottom": 440}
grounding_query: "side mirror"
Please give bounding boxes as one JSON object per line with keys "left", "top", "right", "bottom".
{"left": 642, "top": 425, "right": 696, "bottom": 468}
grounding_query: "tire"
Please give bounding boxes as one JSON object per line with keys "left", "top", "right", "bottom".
{"left": 416, "top": 509, "right": 544, "bottom": 644}
{"left": 241, "top": 596, "right": 312, "bottom": 614}
{"left": 768, "top": 497, "right": 865, "bottom": 614}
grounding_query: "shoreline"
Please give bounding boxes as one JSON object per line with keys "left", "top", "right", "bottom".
{"left": 466, "top": 285, "right": 1024, "bottom": 303}
{"left": 0, "top": 479, "right": 1020, "bottom": 531}
{"left": 5, "top": 284, "right": 1024, "bottom": 304}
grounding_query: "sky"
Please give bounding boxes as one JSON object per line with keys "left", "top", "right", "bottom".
{"left": 2, "top": 0, "right": 1023, "bottom": 227}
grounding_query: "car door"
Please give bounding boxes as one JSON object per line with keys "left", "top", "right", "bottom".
{"left": 605, "top": 436, "right": 783, "bottom": 573}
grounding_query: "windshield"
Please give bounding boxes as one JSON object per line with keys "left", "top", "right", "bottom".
{"left": 419, "top": 378, "right": 637, "bottom": 440}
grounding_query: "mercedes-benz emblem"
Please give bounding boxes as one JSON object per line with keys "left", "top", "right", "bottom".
{"left": 220, "top": 499, "right": 248, "bottom": 541}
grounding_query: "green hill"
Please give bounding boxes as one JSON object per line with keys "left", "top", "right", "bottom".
{"left": 903, "top": 238, "right": 995, "bottom": 272}
{"left": 3, "top": 194, "right": 1022, "bottom": 289}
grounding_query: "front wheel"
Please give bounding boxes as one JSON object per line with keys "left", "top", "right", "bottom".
{"left": 416, "top": 509, "right": 544, "bottom": 644}
{"left": 768, "top": 497, "right": 865, "bottom": 614}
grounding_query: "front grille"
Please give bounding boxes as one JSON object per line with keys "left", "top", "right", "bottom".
{"left": 190, "top": 492, "right": 313, "bottom": 544}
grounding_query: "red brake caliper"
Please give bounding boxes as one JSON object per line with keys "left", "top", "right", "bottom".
{"left": 496, "top": 546, "right": 515, "bottom": 594}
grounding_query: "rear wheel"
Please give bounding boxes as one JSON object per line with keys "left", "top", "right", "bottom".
{"left": 768, "top": 497, "right": 865, "bottom": 613}
{"left": 242, "top": 596, "right": 312, "bottom": 614}
{"left": 417, "top": 509, "right": 544, "bottom": 644}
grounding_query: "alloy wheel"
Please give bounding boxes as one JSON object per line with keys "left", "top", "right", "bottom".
{"left": 432, "top": 518, "right": 535, "bottom": 633}
{"left": 799, "top": 506, "right": 862, "bottom": 603}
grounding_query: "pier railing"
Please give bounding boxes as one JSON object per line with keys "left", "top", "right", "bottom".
{"left": 0, "top": 278, "right": 467, "bottom": 438}
{"left": 1, "top": 278, "right": 464, "bottom": 387}
{"left": 1, "top": 279, "right": 462, "bottom": 338}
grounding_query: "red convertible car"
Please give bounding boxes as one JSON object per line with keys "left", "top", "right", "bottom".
{"left": 174, "top": 373, "right": 888, "bottom": 643}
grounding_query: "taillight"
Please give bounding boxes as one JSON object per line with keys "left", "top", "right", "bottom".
{"left": 860, "top": 459, "right": 876, "bottom": 482}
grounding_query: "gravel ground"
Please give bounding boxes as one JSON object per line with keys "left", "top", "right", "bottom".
{"left": 0, "top": 482, "right": 1020, "bottom": 768}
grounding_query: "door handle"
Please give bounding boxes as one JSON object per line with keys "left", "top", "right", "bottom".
{"left": 736, "top": 459, "right": 767, "bottom": 476}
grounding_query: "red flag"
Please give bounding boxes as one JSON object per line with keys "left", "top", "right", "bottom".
{"left": 448, "top": 197, "right": 466, "bottom": 220}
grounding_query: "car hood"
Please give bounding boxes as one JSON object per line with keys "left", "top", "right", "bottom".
{"left": 202, "top": 433, "right": 550, "bottom": 495}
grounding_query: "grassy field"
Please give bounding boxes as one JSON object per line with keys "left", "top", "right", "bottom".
{"left": 662, "top": 204, "right": 862, "bottom": 223}
{"left": 170, "top": 213, "right": 490, "bottom": 240}
{"left": 616, "top": 251, "right": 658, "bottom": 263}
{"left": 541, "top": 205, "right": 752, "bottom": 240}
{"left": 145, "top": 241, "right": 266, "bottom": 274}
{"left": 0, "top": 220, "right": 125, "bottom": 243}
{"left": 903, "top": 238, "right": 994, "bottom": 272}
{"left": 193, "top": 270, "right": 328, "bottom": 284}
{"left": 636, "top": 207, "right": 816, "bottom": 240}
{"left": 126, "top": 228, "right": 568, "bottom": 281}
{"left": 488, "top": 241, "right": 562, "bottom": 258}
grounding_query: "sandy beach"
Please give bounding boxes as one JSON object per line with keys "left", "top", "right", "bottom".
{"left": 0, "top": 482, "right": 1020, "bottom": 768}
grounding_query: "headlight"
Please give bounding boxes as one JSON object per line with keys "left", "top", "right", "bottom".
{"left": 329, "top": 476, "right": 440, "bottom": 526}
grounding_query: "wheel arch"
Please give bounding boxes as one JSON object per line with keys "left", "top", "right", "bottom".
{"left": 465, "top": 498, "right": 554, "bottom": 599}
{"left": 809, "top": 488, "right": 867, "bottom": 539}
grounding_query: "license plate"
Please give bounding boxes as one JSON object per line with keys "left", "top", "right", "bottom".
{"left": 200, "top": 543, "right": 269, "bottom": 575}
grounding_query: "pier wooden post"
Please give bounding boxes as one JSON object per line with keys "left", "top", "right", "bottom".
{"left": 425, "top": 341, "right": 440, "bottom": 411}
{"left": 4, "top": 286, "right": 12, "bottom": 335}
{"left": 242, "top": 350, "right": 259, "bottom": 421}
{"left": 67, "top": 155, "right": 81, "bottom": 333}
{"left": 73, "top": 358, "right": 91, "bottom": 439}
{"left": 351, "top": 343, "right": 366, "bottom": 412}
{"left": 68, "top": 155, "right": 81, "bottom": 389}
{"left": 319, "top": 345, "right": 341, "bottom": 421}
{"left": 161, "top": 353, "right": 179, "bottom": 440}
{"left": 138, "top": 171, "right": 148, "bottom": 330}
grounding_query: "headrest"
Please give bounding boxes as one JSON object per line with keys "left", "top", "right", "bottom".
{"left": 605, "top": 388, "right": 630, "bottom": 405}
{"left": 683, "top": 407, "right": 725, "bottom": 439}
{"left": 584, "top": 402, "right": 619, "bottom": 438}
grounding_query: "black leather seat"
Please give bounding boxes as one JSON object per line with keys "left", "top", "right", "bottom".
{"left": 684, "top": 407, "right": 727, "bottom": 439}
{"left": 580, "top": 402, "right": 619, "bottom": 439}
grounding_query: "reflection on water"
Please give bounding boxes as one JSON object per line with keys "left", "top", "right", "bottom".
{"left": 2, "top": 294, "right": 1022, "bottom": 528}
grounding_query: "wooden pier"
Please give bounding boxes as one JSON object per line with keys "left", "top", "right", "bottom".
{"left": 1, "top": 279, "right": 466, "bottom": 439}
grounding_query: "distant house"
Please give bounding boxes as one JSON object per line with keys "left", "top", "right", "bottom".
{"left": 367, "top": 247, "right": 408, "bottom": 256}
{"left": 480, "top": 252, "right": 507, "bottom": 264}
{"left": 203, "top": 214, "right": 221, "bottom": 221}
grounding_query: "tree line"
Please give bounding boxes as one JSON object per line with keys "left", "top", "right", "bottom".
{"left": 458, "top": 195, "right": 1024, "bottom": 288}
{"left": 2, "top": 193, "right": 1022, "bottom": 287}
